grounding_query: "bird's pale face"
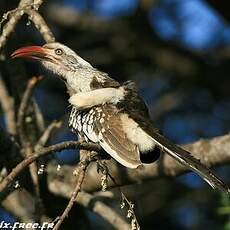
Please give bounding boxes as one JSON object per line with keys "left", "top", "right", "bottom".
{"left": 11, "top": 42, "right": 92, "bottom": 79}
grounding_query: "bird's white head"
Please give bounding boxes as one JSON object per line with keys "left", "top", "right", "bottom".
{"left": 11, "top": 42, "right": 93, "bottom": 79}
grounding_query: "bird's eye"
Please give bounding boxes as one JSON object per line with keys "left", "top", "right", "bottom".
{"left": 55, "top": 48, "right": 63, "bottom": 55}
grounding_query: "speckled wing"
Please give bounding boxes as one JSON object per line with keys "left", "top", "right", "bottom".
{"left": 93, "top": 105, "right": 142, "bottom": 168}
{"left": 68, "top": 105, "right": 142, "bottom": 168}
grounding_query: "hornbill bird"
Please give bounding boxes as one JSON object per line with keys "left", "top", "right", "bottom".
{"left": 11, "top": 42, "right": 229, "bottom": 194}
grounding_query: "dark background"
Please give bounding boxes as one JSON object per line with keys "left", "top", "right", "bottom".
{"left": 0, "top": 0, "right": 230, "bottom": 229}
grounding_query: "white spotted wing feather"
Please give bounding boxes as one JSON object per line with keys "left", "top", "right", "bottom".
{"left": 69, "top": 105, "right": 142, "bottom": 168}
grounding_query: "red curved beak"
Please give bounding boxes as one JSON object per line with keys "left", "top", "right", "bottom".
{"left": 11, "top": 46, "right": 48, "bottom": 60}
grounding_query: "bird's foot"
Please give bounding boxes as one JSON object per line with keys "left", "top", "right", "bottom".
{"left": 96, "top": 160, "right": 109, "bottom": 191}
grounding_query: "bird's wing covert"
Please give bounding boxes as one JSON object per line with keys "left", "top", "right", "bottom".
{"left": 91, "top": 105, "right": 142, "bottom": 168}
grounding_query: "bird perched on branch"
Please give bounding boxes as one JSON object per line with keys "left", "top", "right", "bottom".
{"left": 11, "top": 42, "right": 229, "bottom": 194}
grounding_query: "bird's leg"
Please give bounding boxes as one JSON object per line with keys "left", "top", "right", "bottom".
{"left": 68, "top": 87, "right": 125, "bottom": 110}
{"left": 96, "top": 160, "right": 108, "bottom": 174}
{"left": 96, "top": 160, "right": 109, "bottom": 191}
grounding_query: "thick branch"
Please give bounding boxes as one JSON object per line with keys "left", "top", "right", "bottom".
{"left": 47, "top": 134, "right": 230, "bottom": 193}
{"left": 2, "top": 189, "right": 35, "bottom": 223}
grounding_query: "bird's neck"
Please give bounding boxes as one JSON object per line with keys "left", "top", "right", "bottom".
{"left": 65, "top": 68, "right": 95, "bottom": 95}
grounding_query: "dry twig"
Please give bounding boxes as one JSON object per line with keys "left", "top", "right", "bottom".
{"left": 33, "top": 100, "right": 45, "bottom": 133}
{"left": 17, "top": 76, "right": 42, "bottom": 147}
{"left": 0, "top": 141, "right": 100, "bottom": 196}
{"left": 0, "top": 74, "right": 16, "bottom": 134}
{"left": 53, "top": 152, "right": 93, "bottom": 230}
{"left": 26, "top": 9, "right": 55, "bottom": 43}
{"left": 35, "top": 120, "right": 62, "bottom": 151}
{"left": 16, "top": 76, "right": 43, "bottom": 220}
{"left": 97, "top": 161, "right": 140, "bottom": 230}
{"left": 0, "top": 0, "right": 45, "bottom": 50}
{"left": 49, "top": 179, "right": 130, "bottom": 230}
{"left": 0, "top": 0, "right": 56, "bottom": 220}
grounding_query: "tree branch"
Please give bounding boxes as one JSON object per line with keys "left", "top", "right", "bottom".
{"left": 0, "top": 0, "right": 44, "bottom": 50}
{"left": 0, "top": 74, "right": 16, "bottom": 134}
{"left": 49, "top": 179, "right": 130, "bottom": 230}
{"left": 47, "top": 134, "right": 230, "bottom": 193}
{"left": 0, "top": 140, "right": 100, "bottom": 198}
{"left": 34, "top": 120, "right": 62, "bottom": 151}
{"left": 25, "top": 8, "right": 55, "bottom": 43}
{"left": 53, "top": 151, "right": 92, "bottom": 230}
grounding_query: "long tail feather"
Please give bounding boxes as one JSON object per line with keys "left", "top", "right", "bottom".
{"left": 151, "top": 132, "right": 230, "bottom": 195}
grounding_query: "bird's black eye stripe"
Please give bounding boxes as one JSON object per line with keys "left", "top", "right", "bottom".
{"left": 55, "top": 48, "right": 63, "bottom": 55}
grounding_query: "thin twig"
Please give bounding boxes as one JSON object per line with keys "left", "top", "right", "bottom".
{"left": 17, "top": 76, "right": 42, "bottom": 146}
{"left": 98, "top": 162, "right": 140, "bottom": 230}
{"left": 0, "top": 0, "right": 56, "bottom": 223}
{"left": 0, "top": 9, "right": 23, "bottom": 50}
{"left": 33, "top": 99, "right": 45, "bottom": 133}
{"left": 0, "top": 0, "right": 44, "bottom": 50}
{"left": 48, "top": 179, "right": 130, "bottom": 230}
{"left": 53, "top": 137, "right": 99, "bottom": 229}
{"left": 16, "top": 76, "right": 43, "bottom": 220}
{"left": 0, "top": 141, "right": 100, "bottom": 196}
{"left": 0, "top": 74, "right": 16, "bottom": 134}
{"left": 26, "top": 9, "right": 55, "bottom": 43}
{"left": 53, "top": 153, "right": 92, "bottom": 230}
{"left": 35, "top": 120, "right": 62, "bottom": 151}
